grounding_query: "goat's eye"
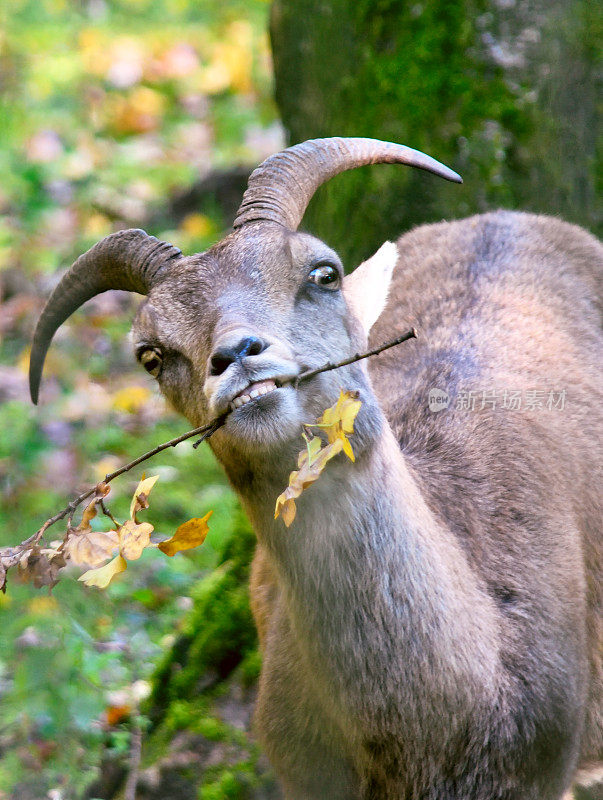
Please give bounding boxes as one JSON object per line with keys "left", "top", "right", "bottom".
{"left": 139, "top": 347, "right": 163, "bottom": 378}
{"left": 308, "top": 264, "right": 341, "bottom": 290}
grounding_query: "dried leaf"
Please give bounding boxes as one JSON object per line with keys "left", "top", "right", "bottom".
{"left": 274, "top": 495, "right": 297, "bottom": 527}
{"left": 130, "top": 474, "right": 159, "bottom": 520}
{"left": 80, "top": 497, "right": 98, "bottom": 529}
{"left": 106, "top": 704, "right": 131, "bottom": 726}
{"left": 119, "top": 519, "right": 153, "bottom": 561}
{"left": 158, "top": 511, "right": 212, "bottom": 556}
{"left": 18, "top": 548, "right": 66, "bottom": 589}
{"left": 275, "top": 439, "right": 344, "bottom": 527}
{"left": 65, "top": 528, "right": 119, "bottom": 567}
{"left": 79, "top": 554, "right": 127, "bottom": 589}
{"left": 275, "top": 390, "right": 362, "bottom": 527}
{"left": 77, "top": 483, "right": 111, "bottom": 527}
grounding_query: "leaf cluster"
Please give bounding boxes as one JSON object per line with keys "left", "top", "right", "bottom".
{"left": 1, "top": 476, "right": 211, "bottom": 593}
{"left": 275, "top": 390, "right": 362, "bottom": 526}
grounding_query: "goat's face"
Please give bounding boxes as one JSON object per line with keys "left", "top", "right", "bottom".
{"left": 131, "top": 222, "right": 374, "bottom": 455}
{"left": 29, "top": 137, "right": 459, "bottom": 461}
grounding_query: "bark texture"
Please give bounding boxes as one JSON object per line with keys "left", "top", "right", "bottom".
{"left": 271, "top": 0, "right": 601, "bottom": 266}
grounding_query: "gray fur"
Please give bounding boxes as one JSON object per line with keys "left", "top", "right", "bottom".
{"left": 126, "top": 210, "right": 602, "bottom": 799}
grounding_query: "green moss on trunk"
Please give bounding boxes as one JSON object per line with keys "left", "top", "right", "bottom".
{"left": 271, "top": 0, "right": 601, "bottom": 266}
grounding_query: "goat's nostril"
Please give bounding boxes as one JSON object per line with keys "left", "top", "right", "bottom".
{"left": 245, "top": 337, "right": 264, "bottom": 357}
{"left": 209, "top": 335, "right": 267, "bottom": 376}
{"left": 210, "top": 353, "right": 234, "bottom": 376}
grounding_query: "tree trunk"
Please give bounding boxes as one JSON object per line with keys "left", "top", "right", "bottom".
{"left": 270, "top": 0, "right": 601, "bottom": 267}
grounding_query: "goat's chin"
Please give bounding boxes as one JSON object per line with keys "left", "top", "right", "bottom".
{"left": 218, "top": 387, "right": 304, "bottom": 452}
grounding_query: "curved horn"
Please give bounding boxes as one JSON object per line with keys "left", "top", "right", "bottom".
{"left": 29, "top": 228, "right": 182, "bottom": 404}
{"left": 233, "top": 137, "right": 462, "bottom": 231}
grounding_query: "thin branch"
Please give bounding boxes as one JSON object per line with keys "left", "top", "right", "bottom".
{"left": 287, "top": 327, "right": 417, "bottom": 387}
{"left": 123, "top": 718, "right": 142, "bottom": 800}
{"left": 0, "top": 330, "right": 416, "bottom": 568}
{"left": 99, "top": 499, "right": 120, "bottom": 528}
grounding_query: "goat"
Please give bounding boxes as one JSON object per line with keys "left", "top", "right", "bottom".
{"left": 29, "top": 138, "right": 602, "bottom": 799}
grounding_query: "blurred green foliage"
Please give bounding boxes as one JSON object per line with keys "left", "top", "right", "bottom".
{"left": 0, "top": 0, "right": 277, "bottom": 796}
{"left": 2, "top": 0, "right": 600, "bottom": 797}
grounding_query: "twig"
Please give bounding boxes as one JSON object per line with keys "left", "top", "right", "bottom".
{"left": 99, "top": 499, "right": 120, "bottom": 528}
{"left": 123, "top": 719, "right": 142, "bottom": 800}
{"left": 287, "top": 328, "right": 417, "bottom": 387}
{"left": 0, "top": 330, "right": 416, "bottom": 568}
{"left": 0, "top": 415, "right": 228, "bottom": 562}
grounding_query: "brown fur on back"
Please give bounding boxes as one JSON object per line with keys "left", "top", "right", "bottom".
{"left": 369, "top": 211, "right": 602, "bottom": 765}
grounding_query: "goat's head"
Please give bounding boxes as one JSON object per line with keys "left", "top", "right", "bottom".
{"left": 29, "top": 138, "right": 460, "bottom": 464}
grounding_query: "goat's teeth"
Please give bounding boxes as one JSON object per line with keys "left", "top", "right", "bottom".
{"left": 230, "top": 380, "right": 278, "bottom": 411}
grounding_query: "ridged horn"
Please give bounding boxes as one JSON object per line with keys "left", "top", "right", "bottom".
{"left": 29, "top": 228, "right": 182, "bottom": 404}
{"left": 233, "top": 137, "right": 462, "bottom": 231}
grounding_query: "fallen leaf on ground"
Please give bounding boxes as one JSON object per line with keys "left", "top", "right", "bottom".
{"left": 106, "top": 704, "right": 131, "bottom": 726}
{"left": 112, "top": 385, "right": 152, "bottom": 414}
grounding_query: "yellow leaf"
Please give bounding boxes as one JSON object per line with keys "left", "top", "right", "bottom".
{"left": 84, "top": 212, "right": 111, "bottom": 236}
{"left": 301, "top": 432, "right": 322, "bottom": 467}
{"left": 180, "top": 213, "right": 213, "bottom": 238}
{"left": 108, "top": 87, "right": 165, "bottom": 135}
{"left": 93, "top": 456, "right": 121, "bottom": 481}
{"left": 158, "top": 511, "right": 212, "bottom": 557}
{"left": 274, "top": 495, "right": 297, "bottom": 527}
{"left": 79, "top": 555, "right": 127, "bottom": 589}
{"left": 27, "top": 596, "right": 59, "bottom": 615}
{"left": 65, "top": 484, "right": 117, "bottom": 566}
{"left": 119, "top": 520, "right": 154, "bottom": 561}
{"left": 275, "top": 439, "right": 344, "bottom": 526}
{"left": 275, "top": 390, "right": 361, "bottom": 526}
{"left": 313, "top": 390, "right": 362, "bottom": 462}
{"left": 318, "top": 389, "right": 361, "bottom": 433}
{"left": 130, "top": 474, "right": 159, "bottom": 519}
{"left": 112, "top": 385, "right": 151, "bottom": 414}
{"left": 341, "top": 435, "right": 355, "bottom": 462}
{"left": 17, "top": 347, "right": 31, "bottom": 375}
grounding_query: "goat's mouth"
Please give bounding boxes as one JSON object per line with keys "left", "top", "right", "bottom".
{"left": 229, "top": 379, "right": 278, "bottom": 411}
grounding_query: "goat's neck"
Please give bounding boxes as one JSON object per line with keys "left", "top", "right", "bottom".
{"left": 228, "top": 401, "right": 500, "bottom": 725}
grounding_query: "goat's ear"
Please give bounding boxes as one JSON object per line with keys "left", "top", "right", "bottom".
{"left": 343, "top": 241, "right": 397, "bottom": 335}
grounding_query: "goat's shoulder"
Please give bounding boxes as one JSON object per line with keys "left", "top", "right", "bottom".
{"left": 387, "top": 210, "right": 601, "bottom": 322}
{"left": 368, "top": 209, "right": 602, "bottom": 575}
